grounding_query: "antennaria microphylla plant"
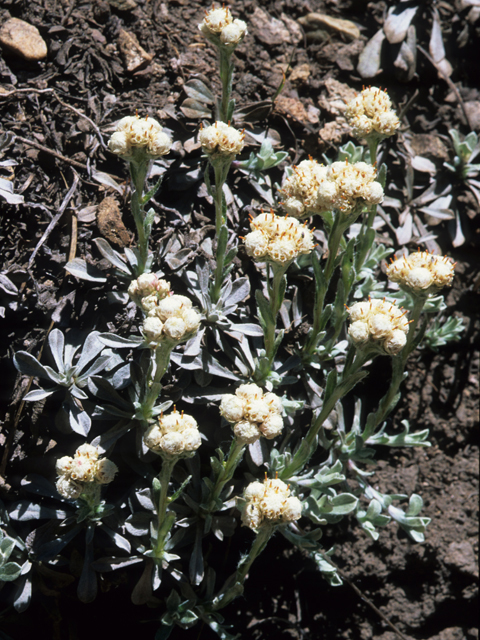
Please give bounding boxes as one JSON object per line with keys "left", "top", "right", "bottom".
{"left": 6, "top": 5, "right": 464, "bottom": 639}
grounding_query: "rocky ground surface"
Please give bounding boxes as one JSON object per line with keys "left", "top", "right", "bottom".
{"left": 0, "top": 1, "right": 478, "bottom": 639}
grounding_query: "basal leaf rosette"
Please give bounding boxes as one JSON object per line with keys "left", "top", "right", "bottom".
{"left": 108, "top": 115, "right": 172, "bottom": 161}
{"left": 345, "top": 86, "right": 400, "bottom": 140}
{"left": 199, "top": 5, "right": 248, "bottom": 50}
{"left": 347, "top": 298, "right": 410, "bottom": 356}
{"left": 220, "top": 383, "right": 284, "bottom": 444}
{"left": 240, "top": 477, "right": 302, "bottom": 530}
{"left": 55, "top": 444, "right": 118, "bottom": 500}
{"left": 243, "top": 211, "right": 315, "bottom": 266}
{"left": 281, "top": 159, "right": 383, "bottom": 219}
{"left": 143, "top": 408, "right": 202, "bottom": 458}
{"left": 386, "top": 250, "right": 455, "bottom": 297}
{"left": 142, "top": 293, "right": 201, "bottom": 347}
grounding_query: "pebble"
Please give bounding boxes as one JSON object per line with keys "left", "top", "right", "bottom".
{"left": 117, "top": 29, "right": 153, "bottom": 73}
{"left": 0, "top": 18, "right": 47, "bottom": 62}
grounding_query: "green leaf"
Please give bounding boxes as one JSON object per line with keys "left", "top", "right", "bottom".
{"left": 255, "top": 289, "right": 274, "bottom": 330}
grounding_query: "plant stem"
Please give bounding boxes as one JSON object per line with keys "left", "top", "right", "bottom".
{"left": 129, "top": 160, "right": 150, "bottom": 275}
{"left": 212, "top": 525, "right": 274, "bottom": 611}
{"left": 153, "top": 457, "right": 178, "bottom": 559}
{"left": 361, "top": 296, "right": 426, "bottom": 441}
{"left": 210, "top": 159, "right": 234, "bottom": 305}
{"left": 281, "top": 349, "right": 369, "bottom": 479}
{"left": 264, "top": 264, "right": 287, "bottom": 366}
{"left": 202, "top": 439, "right": 245, "bottom": 514}
{"left": 218, "top": 49, "right": 234, "bottom": 123}
{"left": 141, "top": 344, "right": 174, "bottom": 420}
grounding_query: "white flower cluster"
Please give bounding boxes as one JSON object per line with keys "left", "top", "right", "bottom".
{"left": 281, "top": 159, "right": 384, "bottom": 218}
{"left": 108, "top": 115, "right": 172, "bottom": 159}
{"left": 55, "top": 444, "right": 118, "bottom": 500}
{"left": 199, "top": 121, "right": 245, "bottom": 157}
{"left": 144, "top": 408, "right": 202, "bottom": 457}
{"left": 386, "top": 250, "right": 455, "bottom": 296}
{"left": 241, "top": 477, "right": 302, "bottom": 530}
{"left": 244, "top": 211, "right": 315, "bottom": 265}
{"left": 345, "top": 87, "right": 400, "bottom": 139}
{"left": 220, "top": 383, "right": 284, "bottom": 444}
{"left": 141, "top": 293, "right": 201, "bottom": 345}
{"left": 199, "top": 6, "right": 247, "bottom": 47}
{"left": 347, "top": 298, "right": 410, "bottom": 356}
{"left": 128, "top": 273, "right": 171, "bottom": 312}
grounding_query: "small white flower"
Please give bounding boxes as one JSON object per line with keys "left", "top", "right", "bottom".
{"left": 347, "top": 298, "right": 409, "bottom": 355}
{"left": 75, "top": 444, "right": 99, "bottom": 460}
{"left": 109, "top": 115, "right": 171, "bottom": 159}
{"left": 386, "top": 251, "right": 455, "bottom": 295}
{"left": 233, "top": 420, "right": 262, "bottom": 444}
{"left": 199, "top": 121, "right": 245, "bottom": 157}
{"left": 244, "top": 211, "right": 315, "bottom": 265}
{"left": 56, "top": 456, "right": 73, "bottom": 476}
{"left": 56, "top": 476, "right": 83, "bottom": 500}
{"left": 236, "top": 383, "right": 264, "bottom": 400}
{"left": 95, "top": 459, "right": 118, "bottom": 484}
{"left": 108, "top": 131, "right": 130, "bottom": 156}
{"left": 241, "top": 477, "right": 302, "bottom": 530}
{"left": 163, "top": 316, "right": 187, "bottom": 341}
{"left": 345, "top": 87, "right": 400, "bottom": 139}
{"left": 245, "top": 398, "right": 270, "bottom": 423}
{"left": 143, "top": 316, "right": 164, "bottom": 343}
{"left": 220, "top": 19, "right": 247, "bottom": 46}
{"left": 199, "top": 6, "right": 233, "bottom": 35}
{"left": 259, "top": 413, "right": 284, "bottom": 439}
{"left": 220, "top": 394, "right": 246, "bottom": 423}
{"left": 144, "top": 410, "right": 202, "bottom": 456}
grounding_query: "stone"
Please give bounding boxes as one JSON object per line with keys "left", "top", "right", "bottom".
{"left": 0, "top": 18, "right": 47, "bottom": 62}
{"left": 96, "top": 197, "right": 132, "bottom": 247}
{"left": 117, "top": 29, "right": 153, "bottom": 73}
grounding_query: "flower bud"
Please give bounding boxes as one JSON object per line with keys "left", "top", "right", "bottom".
{"left": 56, "top": 476, "right": 83, "bottom": 500}
{"left": 199, "top": 121, "right": 245, "bottom": 157}
{"left": 220, "top": 19, "right": 247, "bottom": 46}
{"left": 347, "top": 298, "right": 409, "bottom": 355}
{"left": 241, "top": 477, "right": 302, "bottom": 529}
{"left": 386, "top": 250, "right": 455, "bottom": 296}
{"left": 95, "top": 459, "right": 118, "bottom": 484}
{"left": 143, "top": 316, "right": 164, "bottom": 343}
{"left": 144, "top": 409, "right": 202, "bottom": 456}
{"left": 345, "top": 87, "right": 400, "bottom": 140}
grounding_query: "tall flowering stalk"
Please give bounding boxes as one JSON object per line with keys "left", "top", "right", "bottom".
{"left": 108, "top": 116, "right": 172, "bottom": 275}
{"left": 243, "top": 211, "right": 315, "bottom": 381}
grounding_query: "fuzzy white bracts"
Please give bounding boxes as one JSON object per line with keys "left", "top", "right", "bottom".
{"left": 241, "top": 477, "right": 302, "bottom": 530}
{"left": 144, "top": 408, "right": 202, "bottom": 457}
{"left": 55, "top": 444, "right": 118, "bottom": 500}
{"left": 199, "top": 121, "right": 245, "bottom": 157}
{"left": 108, "top": 115, "right": 172, "bottom": 160}
{"left": 128, "top": 273, "right": 171, "bottom": 311}
{"left": 386, "top": 250, "right": 455, "bottom": 296}
{"left": 244, "top": 211, "right": 315, "bottom": 265}
{"left": 199, "top": 6, "right": 247, "bottom": 48}
{"left": 347, "top": 298, "right": 410, "bottom": 356}
{"left": 141, "top": 292, "right": 201, "bottom": 345}
{"left": 281, "top": 159, "right": 384, "bottom": 218}
{"left": 345, "top": 87, "right": 400, "bottom": 139}
{"left": 220, "top": 383, "right": 284, "bottom": 444}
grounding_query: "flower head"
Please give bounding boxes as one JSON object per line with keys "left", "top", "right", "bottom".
{"left": 144, "top": 408, "right": 202, "bottom": 457}
{"left": 108, "top": 115, "right": 171, "bottom": 160}
{"left": 199, "top": 121, "right": 245, "bottom": 157}
{"left": 244, "top": 211, "right": 315, "bottom": 265}
{"left": 142, "top": 293, "right": 201, "bottom": 347}
{"left": 281, "top": 159, "right": 383, "bottom": 218}
{"left": 199, "top": 6, "right": 247, "bottom": 49}
{"left": 386, "top": 250, "right": 455, "bottom": 296}
{"left": 347, "top": 298, "right": 410, "bottom": 355}
{"left": 220, "top": 384, "right": 284, "bottom": 444}
{"left": 241, "top": 476, "right": 302, "bottom": 530}
{"left": 55, "top": 445, "right": 118, "bottom": 500}
{"left": 345, "top": 87, "right": 400, "bottom": 140}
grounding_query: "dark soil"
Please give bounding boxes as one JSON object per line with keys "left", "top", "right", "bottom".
{"left": 0, "top": 1, "right": 478, "bottom": 640}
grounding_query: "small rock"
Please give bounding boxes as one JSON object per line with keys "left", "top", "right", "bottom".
{"left": 298, "top": 13, "right": 360, "bottom": 40}
{"left": 0, "top": 18, "right": 47, "bottom": 62}
{"left": 252, "top": 8, "right": 292, "bottom": 46}
{"left": 289, "top": 63, "right": 311, "bottom": 86}
{"left": 107, "top": 0, "right": 137, "bottom": 10}
{"left": 117, "top": 29, "right": 153, "bottom": 73}
{"left": 96, "top": 197, "right": 132, "bottom": 248}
